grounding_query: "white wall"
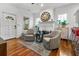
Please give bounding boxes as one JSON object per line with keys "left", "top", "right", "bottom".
{"left": 54, "top": 3, "right": 79, "bottom": 40}
{"left": 74, "top": 10, "right": 79, "bottom": 26}
{"left": 0, "top": 3, "right": 34, "bottom": 40}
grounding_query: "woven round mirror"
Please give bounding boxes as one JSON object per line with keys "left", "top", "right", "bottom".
{"left": 41, "top": 12, "right": 51, "bottom": 22}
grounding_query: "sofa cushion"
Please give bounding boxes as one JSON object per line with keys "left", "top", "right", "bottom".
{"left": 27, "top": 29, "right": 34, "bottom": 34}
{"left": 44, "top": 31, "right": 58, "bottom": 38}
{"left": 44, "top": 37, "right": 51, "bottom": 42}
{"left": 25, "top": 34, "right": 33, "bottom": 37}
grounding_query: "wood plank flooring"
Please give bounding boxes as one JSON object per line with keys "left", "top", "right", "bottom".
{"left": 6, "top": 38, "right": 75, "bottom": 56}
{"left": 60, "top": 39, "right": 75, "bottom": 56}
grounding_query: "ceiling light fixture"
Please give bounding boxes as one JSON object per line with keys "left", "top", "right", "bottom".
{"left": 40, "top": 4, "right": 44, "bottom": 7}
{"left": 32, "top": 3, "right": 35, "bottom": 4}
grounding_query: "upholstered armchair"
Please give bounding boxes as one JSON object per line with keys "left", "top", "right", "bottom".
{"left": 43, "top": 30, "right": 61, "bottom": 50}
{"left": 20, "top": 29, "right": 35, "bottom": 42}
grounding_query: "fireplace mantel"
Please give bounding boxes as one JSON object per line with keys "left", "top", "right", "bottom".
{"left": 38, "top": 21, "right": 54, "bottom": 31}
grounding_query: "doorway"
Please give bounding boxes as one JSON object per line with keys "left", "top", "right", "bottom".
{"left": 1, "top": 12, "right": 17, "bottom": 40}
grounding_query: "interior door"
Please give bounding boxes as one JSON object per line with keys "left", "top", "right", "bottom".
{"left": 1, "top": 12, "right": 16, "bottom": 40}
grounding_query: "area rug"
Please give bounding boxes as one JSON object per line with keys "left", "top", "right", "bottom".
{"left": 18, "top": 40, "right": 51, "bottom": 56}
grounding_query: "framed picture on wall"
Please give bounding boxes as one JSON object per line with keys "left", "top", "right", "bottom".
{"left": 24, "top": 16, "right": 29, "bottom": 30}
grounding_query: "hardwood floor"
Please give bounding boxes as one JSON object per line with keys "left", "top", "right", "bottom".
{"left": 7, "top": 39, "right": 40, "bottom": 56}
{"left": 6, "top": 38, "right": 75, "bottom": 56}
{"left": 60, "top": 39, "right": 75, "bottom": 56}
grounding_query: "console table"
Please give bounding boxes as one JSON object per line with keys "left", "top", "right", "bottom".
{"left": 57, "top": 27, "right": 69, "bottom": 39}
{"left": 35, "top": 31, "right": 49, "bottom": 43}
{"left": 61, "top": 27, "right": 69, "bottom": 39}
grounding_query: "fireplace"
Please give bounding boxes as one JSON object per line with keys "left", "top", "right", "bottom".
{"left": 38, "top": 21, "right": 54, "bottom": 31}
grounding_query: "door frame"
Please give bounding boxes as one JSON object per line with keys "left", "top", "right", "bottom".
{"left": 2, "top": 12, "right": 17, "bottom": 39}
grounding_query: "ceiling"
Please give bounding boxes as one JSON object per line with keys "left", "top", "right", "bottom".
{"left": 11, "top": 3, "right": 71, "bottom": 14}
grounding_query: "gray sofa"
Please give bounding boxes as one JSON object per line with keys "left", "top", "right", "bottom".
{"left": 20, "top": 29, "right": 35, "bottom": 42}
{"left": 43, "top": 30, "right": 61, "bottom": 50}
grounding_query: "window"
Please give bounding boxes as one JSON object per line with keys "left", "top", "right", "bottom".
{"left": 35, "top": 18, "right": 41, "bottom": 26}
{"left": 58, "top": 13, "right": 67, "bottom": 22}
{"left": 57, "top": 13, "right": 68, "bottom": 25}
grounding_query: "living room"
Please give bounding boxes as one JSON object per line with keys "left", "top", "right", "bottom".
{"left": 0, "top": 3, "right": 79, "bottom": 56}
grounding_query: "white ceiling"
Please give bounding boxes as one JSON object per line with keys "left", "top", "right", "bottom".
{"left": 11, "top": 3, "right": 71, "bottom": 14}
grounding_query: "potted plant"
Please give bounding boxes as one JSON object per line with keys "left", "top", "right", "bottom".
{"left": 57, "top": 20, "right": 68, "bottom": 28}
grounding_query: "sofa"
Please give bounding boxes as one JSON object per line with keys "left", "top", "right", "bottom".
{"left": 20, "top": 29, "right": 35, "bottom": 42}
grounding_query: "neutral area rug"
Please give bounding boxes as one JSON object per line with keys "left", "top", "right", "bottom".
{"left": 18, "top": 40, "right": 51, "bottom": 56}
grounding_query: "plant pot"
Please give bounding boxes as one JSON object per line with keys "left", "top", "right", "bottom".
{"left": 62, "top": 25, "right": 66, "bottom": 28}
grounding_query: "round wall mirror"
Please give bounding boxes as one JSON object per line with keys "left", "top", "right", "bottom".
{"left": 41, "top": 12, "right": 51, "bottom": 22}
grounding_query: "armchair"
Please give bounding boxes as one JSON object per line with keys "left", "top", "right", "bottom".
{"left": 43, "top": 30, "right": 61, "bottom": 50}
